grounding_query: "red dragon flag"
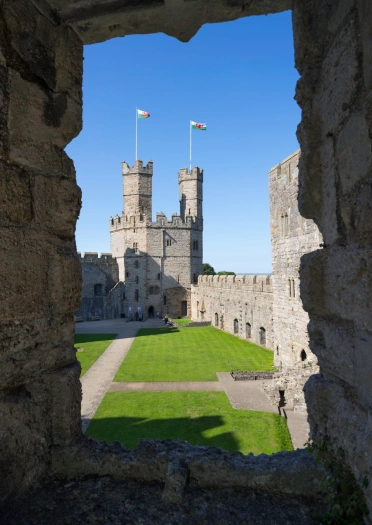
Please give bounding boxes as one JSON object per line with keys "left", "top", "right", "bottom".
{"left": 137, "top": 109, "right": 150, "bottom": 118}
{"left": 191, "top": 120, "right": 206, "bottom": 130}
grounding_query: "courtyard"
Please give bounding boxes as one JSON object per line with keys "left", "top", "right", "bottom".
{"left": 76, "top": 319, "right": 293, "bottom": 455}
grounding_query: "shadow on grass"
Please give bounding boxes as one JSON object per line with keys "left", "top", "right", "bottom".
{"left": 74, "top": 333, "right": 118, "bottom": 344}
{"left": 86, "top": 415, "right": 239, "bottom": 453}
{"left": 135, "top": 327, "right": 180, "bottom": 337}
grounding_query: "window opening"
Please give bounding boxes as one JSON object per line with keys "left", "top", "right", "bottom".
{"left": 163, "top": 295, "right": 167, "bottom": 306}
{"left": 246, "top": 322, "right": 251, "bottom": 339}
{"left": 234, "top": 318, "right": 239, "bottom": 334}
{"left": 135, "top": 289, "right": 139, "bottom": 301}
{"left": 94, "top": 284, "right": 103, "bottom": 296}
{"left": 301, "top": 349, "right": 307, "bottom": 361}
{"left": 259, "top": 327, "right": 266, "bottom": 346}
{"left": 215, "top": 313, "right": 219, "bottom": 327}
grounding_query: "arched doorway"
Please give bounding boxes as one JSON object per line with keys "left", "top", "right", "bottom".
{"left": 148, "top": 306, "right": 154, "bottom": 318}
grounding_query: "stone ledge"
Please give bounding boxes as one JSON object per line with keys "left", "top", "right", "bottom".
{"left": 51, "top": 437, "right": 326, "bottom": 498}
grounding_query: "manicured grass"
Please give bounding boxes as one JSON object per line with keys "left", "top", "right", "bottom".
{"left": 173, "top": 318, "right": 192, "bottom": 325}
{"left": 114, "top": 326, "right": 273, "bottom": 382}
{"left": 86, "top": 391, "right": 293, "bottom": 455}
{"left": 74, "top": 333, "right": 117, "bottom": 376}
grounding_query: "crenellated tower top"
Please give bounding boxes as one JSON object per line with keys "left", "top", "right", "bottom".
{"left": 121, "top": 159, "right": 153, "bottom": 220}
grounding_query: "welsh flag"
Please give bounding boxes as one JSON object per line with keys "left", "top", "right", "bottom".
{"left": 191, "top": 121, "right": 206, "bottom": 130}
{"left": 137, "top": 109, "right": 150, "bottom": 118}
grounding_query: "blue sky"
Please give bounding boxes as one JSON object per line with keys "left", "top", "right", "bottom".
{"left": 66, "top": 10, "right": 299, "bottom": 274}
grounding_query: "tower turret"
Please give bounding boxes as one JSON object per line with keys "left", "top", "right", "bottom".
{"left": 122, "top": 159, "right": 153, "bottom": 220}
{"left": 178, "top": 166, "right": 203, "bottom": 223}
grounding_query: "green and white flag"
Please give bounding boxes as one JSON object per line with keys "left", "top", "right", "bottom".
{"left": 191, "top": 120, "right": 206, "bottom": 130}
{"left": 137, "top": 109, "right": 150, "bottom": 118}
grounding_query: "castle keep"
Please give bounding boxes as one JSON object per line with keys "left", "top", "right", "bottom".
{"left": 107, "top": 160, "right": 203, "bottom": 319}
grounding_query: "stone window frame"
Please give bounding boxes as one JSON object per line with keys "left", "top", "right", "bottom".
{"left": 246, "top": 322, "right": 251, "bottom": 339}
{"left": 233, "top": 318, "right": 239, "bottom": 334}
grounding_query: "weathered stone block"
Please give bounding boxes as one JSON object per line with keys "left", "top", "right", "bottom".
{"left": 49, "top": 362, "right": 82, "bottom": 446}
{"left": 0, "top": 161, "right": 33, "bottom": 226}
{"left": 337, "top": 113, "right": 372, "bottom": 195}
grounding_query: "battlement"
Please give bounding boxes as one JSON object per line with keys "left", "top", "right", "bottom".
{"left": 78, "top": 252, "right": 116, "bottom": 263}
{"left": 122, "top": 159, "right": 153, "bottom": 176}
{"left": 269, "top": 149, "right": 300, "bottom": 184}
{"left": 154, "top": 211, "right": 200, "bottom": 229}
{"left": 196, "top": 274, "right": 272, "bottom": 292}
{"left": 178, "top": 166, "right": 203, "bottom": 183}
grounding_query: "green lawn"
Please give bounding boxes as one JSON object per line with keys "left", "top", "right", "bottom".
{"left": 86, "top": 391, "right": 293, "bottom": 455}
{"left": 114, "top": 326, "right": 273, "bottom": 382}
{"left": 173, "top": 318, "right": 192, "bottom": 325}
{"left": 74, "top": 333, "right": 117, "bottom": 376}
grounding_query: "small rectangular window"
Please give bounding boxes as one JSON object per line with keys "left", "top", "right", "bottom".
{"left": 157, "top": 273, "right": 161, "bottom": 280}
{"left": 163, "top": 295, "right": 167, "bottom": 305}
{"left": 135, "top": 289, "right": 139, "bottom": 301}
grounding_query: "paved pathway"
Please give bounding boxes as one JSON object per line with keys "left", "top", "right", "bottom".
{"left": 77, "top": 318, "right": 164, "bottom": 432}
{"left": 77, "top": 319, "right": 309, "bottom": 448}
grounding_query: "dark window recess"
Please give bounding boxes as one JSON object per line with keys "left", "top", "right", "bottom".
{"left": 163, "top": 295, "right": 167, "bottom": 306}
{"left": 135, "top": 289, "right": 139, "bottom": 301}
{"left": 94, "top": 284, "right": 103, "bottom": 297}
{"left": 234, "top": 319, "right": 239, "bottom": 334}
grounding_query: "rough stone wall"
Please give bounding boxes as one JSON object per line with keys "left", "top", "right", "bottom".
{"left": 292, "top": 0, "right": 372, "bottom": 511}
{"left": 191, "top": 275, "right": 273, "bottom": 349}
{"left": 110, "top": 163, "right": 203, "bottom": 319}
{"left": 269, "top": 151, "right": 323, "bottom": 368}
{"left": 0, "top": 0, "right": 83, "bottom": 501}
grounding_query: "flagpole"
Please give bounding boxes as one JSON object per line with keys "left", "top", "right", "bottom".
{"left": 190, "top": 120, "right": 192, "bottom": 171}
{"left": 135, "top": 107, "right": 138, "bottom": 161}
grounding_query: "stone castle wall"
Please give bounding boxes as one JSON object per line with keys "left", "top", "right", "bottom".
{"left": 191, "top": 274, "right": 273, "bottom": 349}
{"left": 269, "top": 151, "right": 323, "bottom": 368}
{"left": 75, "top": 253, "right": 124, "bottom": 320}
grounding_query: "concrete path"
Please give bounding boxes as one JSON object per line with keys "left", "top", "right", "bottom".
{"left": 109, "top": 382, "right": 223, "bottom": 392}
{"left": 217, "top": 373, "right": 277, "bottom": 412}
{"left": 77, "top": 318, "right": 164, "bottom": 432}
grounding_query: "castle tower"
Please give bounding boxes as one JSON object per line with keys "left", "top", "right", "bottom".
{"left": 122, "top": 159, "right": 153, "bottom": 220}
{"left": 178, "top": 167, "right": 203, "bottom": 222}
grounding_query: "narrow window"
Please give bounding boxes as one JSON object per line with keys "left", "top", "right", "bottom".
{"left": 123, "top": 292, "right": 126, "bottom": 300}
{"left": 134, "top": 260, "right": 139, "bottom": 269}
{"left": 157, "top": 273, "right": 161, "bottom": 280}
{"left": 140, "top": 213, "right": 143, "bottom": 221}
{"left": 111, "top": 218, "right": 114, "bottom": 225}
{"left": 259, "top": 327, "right": 266, "bottom": 346}
{"left": 276, "top": 346, "right": 279, "bottom": 356}
{"left": 135, "top": 289, "right": 139, "bottom": 301}
{"left": 289, "top": 278, "right": 292, "bottom": 297}
{"left": 163, "top": 295, "right": 167, "bottom": 306}
{"left": 94, "top": 284, "right": 103, "bottom": 297}
{"left": 246, "top": 323, "right": 251, "bottom": 339}
{"left": 284, "top": 213, "right": 288, "bottom": 236}
{"left": 301, "top": 349, "right": 307, "bottom": 362}
{"left": 126, "top": 271, "right": 129, "bottom": 278}
{"left": 215, "top": 313, "right": 219, "bottom": 327}
{"left": 292, "top": 279, "right": 295, "bottom": 298}
{"left": 118, "top": 216, "right": 121, "bottom": 223}
{"left": 188, "top": 208, "right": 191, "bottom": 215}
{"left": 133, "top": 242, "right": 138, "bottom": 252}
{"left": 234, "top": 319, "right": 239, "bottom": 334}
{"left": 193, "top": 273, "right": 198, "bottom": 283}
{"left": 197, "top": 301, "right": 199, "bottom": 318}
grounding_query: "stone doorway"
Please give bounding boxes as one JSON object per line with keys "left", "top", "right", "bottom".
{"left": 181, "top": 301, "right": 187, "bottom": 317}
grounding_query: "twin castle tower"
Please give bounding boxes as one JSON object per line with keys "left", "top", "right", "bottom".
{"left": 109, "top": 160, "right": 203, "bottom": 318}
